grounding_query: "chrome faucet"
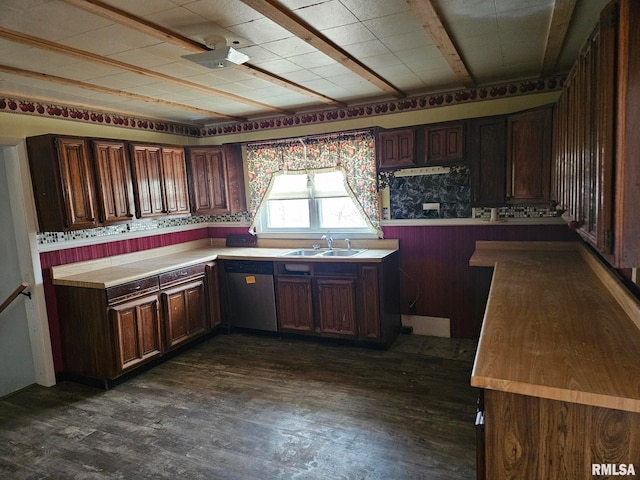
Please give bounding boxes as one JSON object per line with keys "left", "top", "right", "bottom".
{"left": 345, "top": 238, "right": 351, "bottom": 250}
{"left": 321, "top": 233, "right": 333, "bottom": 249}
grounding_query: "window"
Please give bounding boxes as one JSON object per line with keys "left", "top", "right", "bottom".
{"left": 255, "top": 169, "right": 370, "bottom": 234}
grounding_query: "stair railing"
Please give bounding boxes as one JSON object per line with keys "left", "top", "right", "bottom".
{"left": 0, "top": 283, "right": 31, "bottom": 316}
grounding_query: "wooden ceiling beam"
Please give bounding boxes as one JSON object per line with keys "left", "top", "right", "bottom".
{"left": 239, "top": 0, "right": 406, "bottom": 98}
{"left": 60, "top": 0, "right": 345, "bottom": 107}
{"left": 0, "top": 25, "right": 289, "bottom": 115}
{"left": 542, "top": 0, "right": 578, "bottom": 75}
{"left": 406, "top": 0, "right": 474, "bottom": 88}
{"left": 0, "top": 64, "right": 245, "bottom": 121}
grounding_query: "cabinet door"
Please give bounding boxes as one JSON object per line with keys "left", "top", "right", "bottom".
{"left": 425, "top": 124, "right": 465, "bottom": 164}
{"left": 131, "top": 145, "right": 165, "bottom": 217}
{"left": 162, "top": 279, "right": 207, "bottom": 351}
{"left": 471, "top": 116, "right": 507, "bottom": 206}
{"left": 92, "top": 140, "right": 135, "bottom": 224}
{"left": 109, "top": 294, "right": 162, "bottom": 374}
{"left": 377, "top": 129, "right": 415, "bottom": 169}
{"left": 225, "top": 144, "right": 248, "bottom": 213}
{"left": 55, "top": 137, "right": 98, "bottom": 230}
{"left": 316, "top": 278, "right": 357, "bottom": 337}
{"left": 188, "top": 148, "right": 230, "bottom": 215}
{"left": 205, "top": 262, "right": 222, "bottom": 331}
{"left": 276, "top": 276, "right": 314, "bottom": 333}
{"left": 358, "top": 265, "right": 380, "bottom": 340}
{"left": 507, "top": 106, "right": 552, "bottom": 204}
{"left": 161, "top": 147, "right": 191, "bottom": 216}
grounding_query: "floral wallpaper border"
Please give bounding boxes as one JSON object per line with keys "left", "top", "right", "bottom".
{"left": 1, "top": 75, "right": 564, "bottom": 138}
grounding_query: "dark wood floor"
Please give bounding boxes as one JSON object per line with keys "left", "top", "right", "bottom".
{"left": 0, "top": 333, "right": 478, "bottom": 479}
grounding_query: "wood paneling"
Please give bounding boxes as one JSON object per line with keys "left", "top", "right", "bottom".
{"left": 484, "top": 390, "right": 640, "bottom": 479}
{"left": 381, "top": 224, "right": 579, "bottom": 338}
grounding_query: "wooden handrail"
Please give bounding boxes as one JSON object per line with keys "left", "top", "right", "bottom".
{"left": 0, "top": 283, "right": 30, "bottom": 316}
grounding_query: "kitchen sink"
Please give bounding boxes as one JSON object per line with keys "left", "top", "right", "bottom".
{"left": 321, "top": 249, "right": 365, "bottom": 257}
{"left": 283, "top": 248, "right": 366, "bottom": 257}
{"left": 284, "top": 249, "right": 324, "bottom": 256}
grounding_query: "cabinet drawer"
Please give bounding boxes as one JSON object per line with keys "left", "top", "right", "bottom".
{"left": 159, "top": 263, "right": 206, "bottom": 287}
{"left": 107, "top": 276, "right": 159, "bottom": 304}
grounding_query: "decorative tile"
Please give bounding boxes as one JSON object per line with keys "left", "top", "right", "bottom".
{"left": 36, "top": 212, "right": 251, "bottom": 245}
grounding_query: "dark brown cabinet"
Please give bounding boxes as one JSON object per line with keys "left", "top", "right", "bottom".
{"left": 161, "top": 147, "right": 191, "bottom": 217}
{"left": 205, "top": 262, "right": 222, "bottom": 331}
{"left": 130, "top": 143, "right": 190, "bottom": 218}
{"left": 55, "top": 261, "right": 219, "bottom": 385}
{"left": 276, "top": 276, "right": 314, "bottom": 333}
{"left": 92, "top": 140, "right": 135, "bottom": 224}
{"left": 358, "top": 265, "right": 381, "bottom": 340}
{"left": 109, "top": 293, "right": 162, "bottom": 373}
{"left": 316, "top": 278, "right": 357, "bottom": 337}
{"left": 161, "top": 279, "right": 207, "bottom": 351}
{"left": 26, "top": 135, "right": 98, "bottom": 231}
{"left": 377, "top": 128, "right": 416, "bottom": 169}
{"left": 272, "top": 256, "right": 400, "bottom": 345}
{"left": 186, "top": 145, "right": 247, "bottom": 216}
{"left": 160, "top": 264, "right": 209, "bottom": 351}
{"left": 553, "top": 0, "right": 640, "bottom": 267}
{"left": 470, "top": 116, "right": 507, "bottom": 206}
{"left": 424, "top": 123, "right": 465, "bottom": 164}
{"left": 507, "top": 106, "right": 553, "bottom": 204}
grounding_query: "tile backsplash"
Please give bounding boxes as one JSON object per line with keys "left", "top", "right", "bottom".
{"left": 36, "top": 212, "right": 251, "bottom": 246}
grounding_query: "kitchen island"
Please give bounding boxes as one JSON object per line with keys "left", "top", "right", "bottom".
{"left": 470, "top": 241, "right": 640, "bottom": 479}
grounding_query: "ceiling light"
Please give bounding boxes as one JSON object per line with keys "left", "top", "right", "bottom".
{"left": 182, "top": 35, "right": 250, "bottom": 69}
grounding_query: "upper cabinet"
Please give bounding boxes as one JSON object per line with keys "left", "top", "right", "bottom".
{"left": 424, "top": 122, "right": 466, "bottom": 164}
{"left": 186, "top": 144, "right": 246, "bottom": 216}
{"left": 27, "top": 135, "right": 98, "bottom": 232}
{"left": 376, "top": 128, "right": 416, "bottom": 169}
{"left": 506, "top": 105, "right": 553, "bottom": 204}
{"left": 91, "top": 140, "right": 135, "bottom": 224}
{"left": 470, "top": 116, "right": 507, "bottom": 206}
{"left": 130, "top": 143, "right": 190, "bottom": 218}
{"left": 553, "top": 0, "right": 640, "bottom": 267}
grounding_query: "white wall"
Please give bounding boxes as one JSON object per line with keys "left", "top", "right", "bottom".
{"left": 0, "top": 148, "right": 36, "bottom": 396}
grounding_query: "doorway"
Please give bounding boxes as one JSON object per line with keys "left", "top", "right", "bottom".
{"left": 0, "top": 141, "right": 55, "bottom": 396}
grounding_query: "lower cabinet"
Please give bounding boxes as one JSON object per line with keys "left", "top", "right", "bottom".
{"left": 316, "top": 278, "right": 357, "bottom": 337}
{"left": 273, "top": 255, "right": 400, "bottom": 346}
{"left": 478, "top": 389, "right": 640, "bottom": 479}
{"left": 161, "top": 279, "right": 207, "bottom": 351}
{"left": 109, "top": 293, "right": 162, "bottom": 373}
{"left": 55, "top": 261, "right": 220, "bottom": 385}
{"left": 276, "top": 276, "right": 314, "bottom": 333}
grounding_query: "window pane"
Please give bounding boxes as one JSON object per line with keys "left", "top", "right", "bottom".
{"left": 267, "top": 199, "right": 310, "bottom": 228}
{"left": 313, "top": 171, "right": 349, "bottom": 198}
{"left": 319, "top": 197, "right": 367, "bottom": 228}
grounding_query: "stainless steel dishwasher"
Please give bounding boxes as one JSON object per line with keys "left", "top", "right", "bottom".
{"left": 223, "top": 260, "right": 278, "bottom": 332}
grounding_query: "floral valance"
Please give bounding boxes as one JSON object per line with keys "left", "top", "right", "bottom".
{"left": 246, "top": 131, "right": 382, "bottom": 236}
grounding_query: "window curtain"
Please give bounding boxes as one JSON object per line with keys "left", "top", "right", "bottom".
{"left": 246, "top": 131, "right": 382, "bottom": 236}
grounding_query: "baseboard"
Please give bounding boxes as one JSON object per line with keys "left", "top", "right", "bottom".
{"left": 401, "top": 315, "right": 450, "bottom": 337}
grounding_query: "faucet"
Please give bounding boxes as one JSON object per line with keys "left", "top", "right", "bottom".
{"left": 321, "top": 233, "right": 333, "bottom": 249}
{"left": 345, "top": 238, "right": 351, "bottom": 250}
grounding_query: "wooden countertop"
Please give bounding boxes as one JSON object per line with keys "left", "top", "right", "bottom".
{"left": 470, "top": 241, "right": 640, "bottom": 413}
{"left": 51, "top": 238, "right": 399, "bottom": 289}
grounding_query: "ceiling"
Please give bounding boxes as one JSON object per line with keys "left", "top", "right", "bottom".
{"left": 0, "top": 0, "right": 608, "bottom": 130}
